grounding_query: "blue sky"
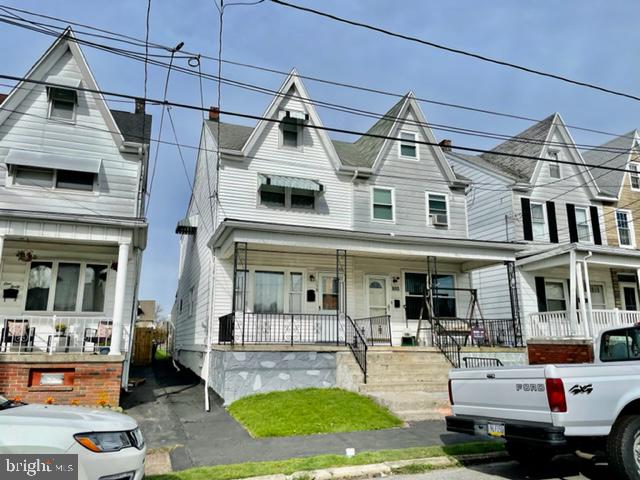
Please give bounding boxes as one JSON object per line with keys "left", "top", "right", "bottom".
{"left": 2, "top": 0, "right": 639, "bottom": 313}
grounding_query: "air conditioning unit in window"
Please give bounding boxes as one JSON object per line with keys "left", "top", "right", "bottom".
{"left": 431, "top": 214, "right": 448, "bottom": 226}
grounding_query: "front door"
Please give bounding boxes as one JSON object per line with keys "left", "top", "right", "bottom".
{"left": 620, "top": 282, "right": 640, "bottom": 311}
{"left": 367, "top": 275, "right": 389, "bottom": 317}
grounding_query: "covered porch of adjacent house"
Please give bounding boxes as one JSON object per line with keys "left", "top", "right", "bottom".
{"left": 209, "top": 220, "right": 524, "bottom": 358}
{"left": 518, "top": 244, "right": 640, "bottom": 340}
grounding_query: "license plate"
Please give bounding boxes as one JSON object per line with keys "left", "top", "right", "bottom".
{"left": 487, "top": 423, "right": 505, "bottom": 437}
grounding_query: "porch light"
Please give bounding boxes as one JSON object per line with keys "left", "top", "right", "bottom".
{"left": 309, "top": 274, "right": 315, "bottom": 282}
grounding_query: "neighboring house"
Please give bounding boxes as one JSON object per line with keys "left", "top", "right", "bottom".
{"left": 448, "top": 114, "right": 640, "bottom": 343}
{"left": 173, "top": 70, "right": 521, "bottom": 403}
{"left": 0, "top": 29, "right": 151, "bottom": 407}
{"left": 137, "top": 300, "right": 157, "bottom": 328}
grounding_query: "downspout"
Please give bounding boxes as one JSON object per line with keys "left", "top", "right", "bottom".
{"left": 350, "top": 169, "right": 359, "bottom": 183}
{"left": 202, "top": 249, "right": 216, "bottom": 412}
{"left": 123, "top": 246, "right": 144, "bottom": 391}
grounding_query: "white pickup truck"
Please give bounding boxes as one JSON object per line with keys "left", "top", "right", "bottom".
{"left": 446, "top": 324, "right": 640, "bottom": 480}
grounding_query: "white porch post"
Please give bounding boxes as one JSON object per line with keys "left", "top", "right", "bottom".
{"left": 569, "top": 250, "right": 578, "bottom": 335}
{"left": 576, "top": 264, "right": 589, "bottom": 338}
{"left": 110, "top": 242, "right": 130, "bottom": 356}
{"left": 0, "top": 236, "right": 5, "bottom": 271}
{"left": 582, "top": 261, "right": 594, "bottom": 337}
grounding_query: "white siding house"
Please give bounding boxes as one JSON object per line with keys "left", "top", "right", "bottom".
{"left": 0, "top": 30, "right": 151, "bottom": 392}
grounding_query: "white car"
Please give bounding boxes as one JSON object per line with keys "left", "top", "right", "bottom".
{"left": 0, "top": 395, "right": 146, "bottom": 480}
{"left": 447, "top": 324, "right": 640, "bottom": 480}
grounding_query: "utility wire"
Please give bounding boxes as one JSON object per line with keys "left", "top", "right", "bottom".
{"left": 269, "top": 0, "right": 640, "bottom": 103}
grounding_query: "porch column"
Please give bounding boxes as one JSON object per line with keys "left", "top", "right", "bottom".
{"left": 568, "top": 250, "right": 578, "bottom": 335}
{"left": 110, "top": 241, "right": 130, "bottom": 356}
{"left": 582, "top": 261, "right": 594, "bottom": 337}
{"left": 576, "top": 264, "right": 589, "bottom": 338}
{"left": 0, "top": 236, "right": 4, "bottom": 272}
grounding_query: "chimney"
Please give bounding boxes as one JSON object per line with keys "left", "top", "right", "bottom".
{"left": 439, "top": 139, "right": 452, "bottom": 152}
{"left": 209, "top": 106, "right": 220, "bottom": 122}
{"left": 135, "top": 98, "right": 145, "bottom": 114}
{"left": 0, "top": 93, "right": 7, "bottom": 105}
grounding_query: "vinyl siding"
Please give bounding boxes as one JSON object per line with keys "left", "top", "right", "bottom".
{"left": 471, "top": 265, "right": 512, "bottom": 319}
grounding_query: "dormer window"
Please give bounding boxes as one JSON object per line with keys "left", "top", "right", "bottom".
{"left": 629, "top": 162, "right": 640, "bottom": 191}
{"left": 548, "top": 150, "right": 561, "bottom": 179}
{"left": 48, "top": 87, "right": 77, "bottom": 121}
{"left": 279, "top": 110, "right": 307, "bottom": 149}
{"left": 399, "top": 131, "right": 418, "bottom": 159}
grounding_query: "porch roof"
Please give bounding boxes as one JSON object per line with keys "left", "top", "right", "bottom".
{"left": 209, "top": 219, "right": 523, "bottom": 270}
{"left": 516, "top": 243, "right": 640, "bottom": 270}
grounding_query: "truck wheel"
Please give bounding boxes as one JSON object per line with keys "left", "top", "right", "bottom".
{"left": 505, "top": 441, "right": 554, "bottom": 466}
{"left": 607, "top": 415, "right": 640, "bottom": 480}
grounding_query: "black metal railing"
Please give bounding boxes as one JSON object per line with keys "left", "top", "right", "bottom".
{"left": 345, "top": 315, "right": 368, "bottom": 383}
{"left": 462, "top": 357, "right": 504, "bottom": 368}
{"left": 478, "top": 318, "right": 523, "bottom": 347}
{"left": 354, "top": 315, "right": 392, "bottom": 346}
{"left": 426, "top": 318, "right": 523, "bottom": 348}
{"left": 432, "top": 318, "right": 462, "bottom": 368}
{"left": 218, "top": 312, "right": 340, "bottom": 345}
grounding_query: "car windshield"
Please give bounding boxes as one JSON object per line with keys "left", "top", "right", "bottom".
{"left": 0, "top": 395, "right": 24, "bottom": 410}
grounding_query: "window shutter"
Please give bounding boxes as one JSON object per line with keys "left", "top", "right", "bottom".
{"left": 535, "top": 277, "right": 547, "bottom": 312}
{"left": 566, "top": 203, "right": 578, "bottom": 243}
{"left": 590, "top": 206, "right": 602, "bottom": 245}
{"left": 546, "top": 201, "right": 558, "bottom": 243}
{"left": 521, "top": 197, "right": 533, "bottom": 241}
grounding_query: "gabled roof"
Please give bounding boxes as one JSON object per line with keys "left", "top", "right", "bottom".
{"left": 479, "top": 114, "right": 556, "bottom": 181}
{"left": 446, "top": 151, "right": 520, "bottom": 182}
{"left": 111, "top": 110, "right": 152, "bottom": 144}
{"left": 581, "top": 130, "right": 637, "bottom": 198}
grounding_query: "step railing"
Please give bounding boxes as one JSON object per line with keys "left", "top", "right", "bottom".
{"left": 345, "top": 315, "right": 368, "bottom": 383}
{"left": 353, "top": 314, "right": 392, "bottom": 346}
{"left": 462, "top": 357, "right": 504, "bottom": 368}
{"left": 431, "top": 318, "right": 462, "bottom": 368}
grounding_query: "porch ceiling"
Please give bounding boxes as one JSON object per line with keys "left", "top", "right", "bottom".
{"left": 210, "top": 219, "right": 521, "bottom": 270}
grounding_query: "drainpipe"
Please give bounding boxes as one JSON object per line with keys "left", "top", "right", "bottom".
{"left": 582, "top": 251, "right": 594, "bottom": 338}
{"left": 350, "top": 169, "right": 359, "bottom": 183}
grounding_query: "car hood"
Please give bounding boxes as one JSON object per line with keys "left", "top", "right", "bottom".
{"left": 0, "top": 404, "right": 138, "bottom": 432}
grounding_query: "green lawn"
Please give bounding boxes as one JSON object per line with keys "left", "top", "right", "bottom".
{"left": 146, "top": 442, "right": 504, "bottom": 480}
{"left": 227, "top": 388, "right": 403, "bottom": 437}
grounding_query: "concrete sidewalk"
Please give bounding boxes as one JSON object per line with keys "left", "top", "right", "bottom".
{"left": 121, "top": 362, "right": 475, "bottom": 471}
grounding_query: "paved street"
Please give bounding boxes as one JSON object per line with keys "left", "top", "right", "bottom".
{"left": 395, "top": 457, "right": 611, "bottom": 480}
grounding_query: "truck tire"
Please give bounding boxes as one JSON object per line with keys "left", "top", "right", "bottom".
{"left": 607, "top": 415, "right": 640, "bottom": 480}
{"left": 505, "top": 441, "right": 554, "bottom": 466}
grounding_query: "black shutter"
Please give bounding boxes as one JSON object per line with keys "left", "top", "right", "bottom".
{"left": 590, "top": 206, "right": 602, "bottom": 245}
{"left": 566, "top": 203, "right": 578, "bottom": 243}
{"left": 546, "top": 201, "right": 558, "bottom": 243}
{"left": 535, "top": 277, "right": 547, "bottom": 312}
{"left": 521, "top": 197, "right": 533, "bottom": 241}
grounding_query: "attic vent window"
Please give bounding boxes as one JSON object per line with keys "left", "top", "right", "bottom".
{"left": 279, "top": 110, "right": 307, "bottom": 149}
{"left": 48, "top": 87, "right": 77, "bottom": 121}
{"left": 399, "top": 131, "right": 418, "bottom": 159}
{"left": 547, "top": 150, "right": 561, "bottom": 179}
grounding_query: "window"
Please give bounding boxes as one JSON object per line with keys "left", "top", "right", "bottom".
{"left": 545, "top": 281, "right": 567, "bottom": 311}
{"left": 14, "top": 166, "right": 54, "bottom": 188}
{"left": 282, "top": 117, "right": 300, "bottom": 148}
{"left": 29, "top": 368, "right": 75, "bottom": 387}
{"left": 616, "top": 210, "right": 635, "bottom": 247}
{"left": 399, "top": 131, "right": 418, "bottom": 159}
{"left": 530, "top": 202, "right": 547, "bottom": 240}
{"left": 260, "top": 185, "right": 286, "bottom": 207}
{"left": 590, "top": 284, "right": 606, "bottom": 310}
{"left": 291, "top": 188, "right": 315, "bottom": 210}
{"left": 427, "top": 193, "right": 448, "bottom": 227}
{"left": 25, "top": 261, "right": 108, "bottom": 312}
{"left": 56, "top": 170, "right": 95, "bottom": 191}
{"left": 49, "top": 87, "right": 76, "bottom": 121}
{"left": 575, "top": 207, "right": 592, "bottom": 242}
{"left": 321, "top": 275, "right": 339, "bottom": 311}
{"left": 601, "top": 327, "right": 640, "bottom": 362}
{"left": 289, "top": 273, "right": 303, "bottom": 313}
{"left": 254, "top": 271, "right": 285, "bottom": 314}
{"left": 372, "top": 187, "right": 394, "bottom": 221}
{"left": 548, "top": 150, "right": 561, "bottom": 179}
{"left": 630, "top": 163, "right": 640, "bottom": 191}
{"left": 433, "top": 275, "right": 456, "bottom": 317}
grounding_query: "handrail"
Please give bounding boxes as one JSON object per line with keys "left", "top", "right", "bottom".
{"left": 462, "top": 356, "right": 504, "bottom": 368}
{"left": 345, "top": 315, "right": 368, "bottom": 383}
{"left": 431, "top": 317, "right": 462, "bottom": 368}
{"left": 353, "top": 314, "right": 392, "bottom": 346}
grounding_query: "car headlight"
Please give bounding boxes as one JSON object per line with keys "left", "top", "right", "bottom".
{"left": 74, "top": 430, "right": 139, "bottom": 453}
{"left": 128, "top": 428, "right": 145, "bottom": 450}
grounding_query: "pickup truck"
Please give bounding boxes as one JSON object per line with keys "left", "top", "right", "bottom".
{"left": 446, "top": 324, "right": 640, "bottom": 480}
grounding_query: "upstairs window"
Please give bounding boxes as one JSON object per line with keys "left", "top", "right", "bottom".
{"left": 14, "top": 166, "right": 54, "bottom": 188}
{"left": 616, "top": 210, "right": 635, "bottom": 247}
{"left": 259, "top": 185, "right": 286, "bottom": 207}
{"left": 530, "top": 202, "right": 547, "bottom": 240}
{"left": 12, "top": 166, "right": 96, "bottom": 192}
{"left": 282, "top": 118, "right": 299, "bottom": 148}
{"left": 399, "top": 131, "right": 418, "bottom": 159}
{"left": 258, "top": 174, "right": 320, "bottom": 211}
{"left": 575, "top": 206, "right": 592, "bottom": 242}
{"left": 291, "top": 188, "right": 315, "bottom": 210}
{"left": 372, "top": 187, "right": 394, "bottom": 221}
{"left": 547, "top": 150, "right": 561, "bottom": 179}
{"left": 48, "top": 87, "right": 76, "bottom": 121}
{"left": 427, "top": 193, "right": 448, "bottom": 227}
{"left": 56, "top": 169, "right": 95, "bottom": 191}
{"left": 630, "top": 162, "right": 640, "bottom": 191}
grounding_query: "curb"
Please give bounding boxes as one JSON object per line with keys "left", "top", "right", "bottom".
{"left": 239, "top": 451, "right": 509, "bottom": 480}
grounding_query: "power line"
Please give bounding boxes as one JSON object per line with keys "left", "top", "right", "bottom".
{"left": 269, "top": 0, "right": 640, "bottom": 104}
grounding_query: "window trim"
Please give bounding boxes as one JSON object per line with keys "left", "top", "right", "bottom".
{"left": 23, "top": 260, "right": 110, "bottom": 314}
{"left": 243, "top": 266, "right": 307, "bottom": 314}
{"left": 615, "top": 209, "right": 636, "bottom": 249}
{"left": 371, "top": 186, "right": 395, "bottom": 223}
{"left": 398, "top": 130, "right": 419, "bottom": 160}
{"left": 529, "top": 200, "right": 548, "bottom": 241}
{"left": 544, "top": 279, "right": 568, "bottom": 312}
{"left": 629, "top": 162, "right": 640, "bottom": 192}
{"left": 425, "top": 192, "right": 449, "bottom": 228}
{"left": 574, "top": 205, "right": 593, "bottom": 243}
{"left": 547, "top": 150, "right": 562, "bottom": 179}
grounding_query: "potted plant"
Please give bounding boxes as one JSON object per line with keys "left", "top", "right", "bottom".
{"left": 54, "top": 323, "right": 67, "bottom": 336}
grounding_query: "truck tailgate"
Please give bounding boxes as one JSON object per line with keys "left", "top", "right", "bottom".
{"left": 450, "top": 365, "right": 552, "bottom": 424}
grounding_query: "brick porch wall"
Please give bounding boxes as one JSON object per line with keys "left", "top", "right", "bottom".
{"left": 0, "top": 354, "right": 124, "bottom": 406}
{"left": 528, "top": 340, "right": 594, "bottom": 365}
